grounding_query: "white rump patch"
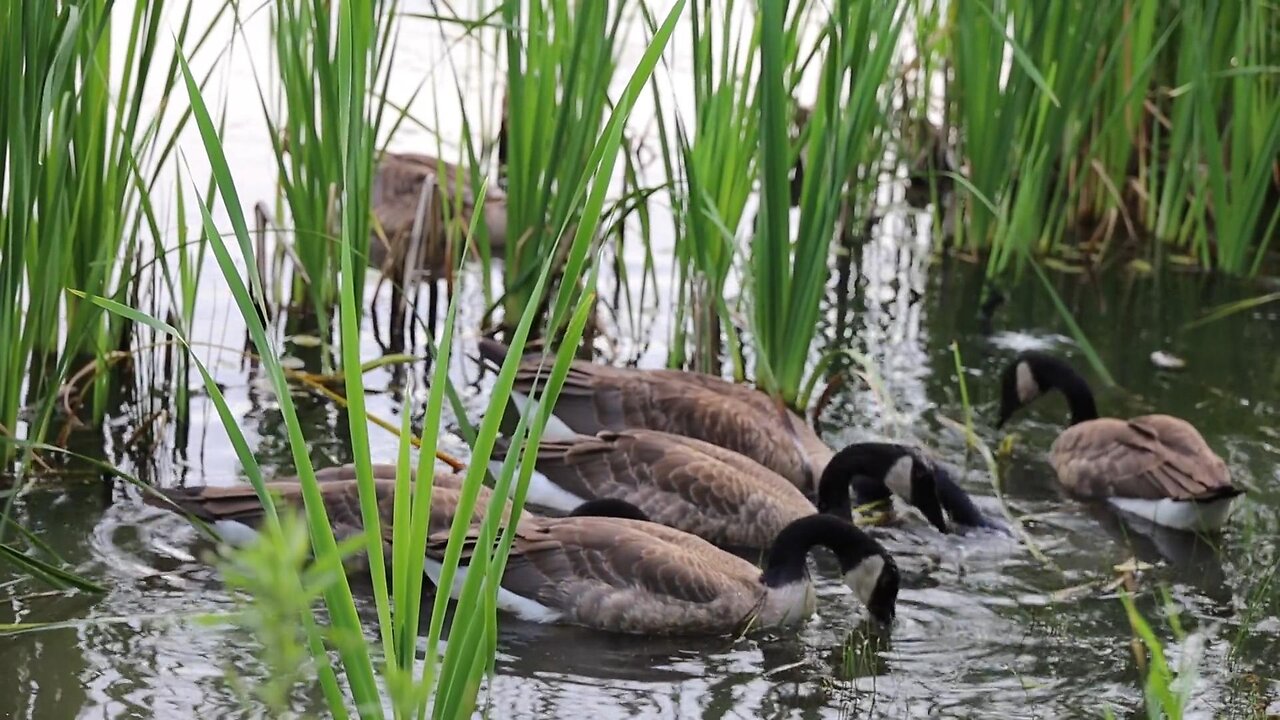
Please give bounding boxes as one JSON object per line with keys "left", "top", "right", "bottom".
{"left": 423, "top": 558, "right": 563, "bottom": 623}
{"left": 509, "top": 390, "right": 577, "bottom": 442}
{"left": 884, "top": 456, "right": 914, "bottom": 502}
{"left": 843, "top": 555, "right": 886, "bottom": 607}
{"left": 487, "top": 460, "right": 586, "bottom": 512}
{"left": 1015, "top": 361, "right": 1039, "bottom": 403}
{"left": 211, "top": 520, "right": 261, "bottom": 547}
{"left": 1108, "top": 496, "right": 1236, "bottom": 532}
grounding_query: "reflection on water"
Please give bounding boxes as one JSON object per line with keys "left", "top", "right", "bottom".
{"left": 4, "top": 235, "right": 1279, "bottom": 717}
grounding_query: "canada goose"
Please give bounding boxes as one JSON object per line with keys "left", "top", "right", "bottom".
{"left": 930, "top": 466, "right": 1010, "bottom": 533}
{"left": 814, "top": 442, "right": 1009, "bottom": 534}
{"left": 142, "top": 465, "right": 506, "bottom": 559}
{"left": 476, "top": 338, "right": 836, "bottom": 495}
{"left": 426, "top": 511, "right": 899, "bottom": 635}
{"left": 369, "top": 152, "right": 508, "bottom": 278}
{"left": 815, "top": 442, "right": 946, "bottom": 531}
{"left": 996, "top": 351, "right": 1241, "bottom": 531}
{"left": 149, "top": 468, "right": 899, "bottom": 636}
{"left": 497, "top": 429, "right": 820, "bottom": 548}
{"left": 144, "top": 463, "right": 643, "bottom": 566}
{"left": 501, "top": 429, "right": 1006, "bottom": 546}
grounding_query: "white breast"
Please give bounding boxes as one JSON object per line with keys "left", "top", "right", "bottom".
{"left": 1107, "top": 495, "right": 1236, "bottom": 531}
{"left": 211, "top": 520, "right": 262, "bottom": 547}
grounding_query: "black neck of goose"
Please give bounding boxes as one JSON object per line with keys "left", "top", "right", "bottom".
{"left": 1045, "top": 363, "right": 1099, "bottom": 425}
{"left": 761, "top": 514, "right": 882, "bottom": 588}
{"left": 849, "top": 475, "right": 893, "bottom": 509}
{"left": 816, "top": 443, "right": 900, "bottom": 516}
{"left": 932, "top": 466, "right": 988, "bottom": 528}
{"left": 568, "top": 498, "right": 651, "bottom": 522}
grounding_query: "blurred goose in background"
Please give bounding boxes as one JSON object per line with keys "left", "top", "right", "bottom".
{"left": 369, "top": 152, "right": 508, "bottom": 278}
{"left": 426, "top": 507, "right": 900, "bottom": 635}
{"left": 996, "top": 350, "right": 1241, "bottom": 531}
{"left": 476, "top": 338, "right": 836, "bottom": 496}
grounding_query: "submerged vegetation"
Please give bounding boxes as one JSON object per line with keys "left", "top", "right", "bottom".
{"left": 2, "top": 0, "right": 1278, "bottom": 716}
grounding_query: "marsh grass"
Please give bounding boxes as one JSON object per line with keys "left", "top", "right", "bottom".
{"left": 497, "top": 0, "right": 624, "bottom": 336}
{"left": 75, "top": 2, "right": 684, "bottom": 717}
{"left": 752, "top": 0, "right": 906, "bottom": 406}
{"left": 259, "top": 0, "right": 399, "bottom": 364}
{"left": 1118, "top": 587, "right": 1201, "bottom": 720}
{"left": 0, "top": 1, "right": 228, "bottom": 465}
{"left": 943, "top": 0, "right": 1280, "bottom": 277}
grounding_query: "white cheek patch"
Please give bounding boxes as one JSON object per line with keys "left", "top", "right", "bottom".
{"left": 884, "top": 456, "right": 914, "bottom": 502}
{"left": 843, "top": 555, "right": 886, "bottom": 606}
{"left": 1015, "top": 361, "right": 1039, "bottom": 403}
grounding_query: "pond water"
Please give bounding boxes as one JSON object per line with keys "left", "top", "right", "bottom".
{"left": 4, "top": 231, "right": 1280, "bottom": 718}
{"left": 4, "top": 3, "right": 1280, "bottom": 719}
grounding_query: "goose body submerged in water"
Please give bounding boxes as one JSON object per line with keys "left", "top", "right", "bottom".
{"left": 476, "top": 338, "right": 835, "bottom": 496}
{"left": 147, "top": 466, "right": 900, "bottom": 636}
{"left": 426, "top": 507, "right": 899, "bottom": 635}
{"left": 496, "top": 428, "right": 819, "bottom": 548}
{"left": 500, "top": 430, "right": 1004, "bottom": 546}
{"left": 997, "top": 351, "right": 1241, "bottom": 531}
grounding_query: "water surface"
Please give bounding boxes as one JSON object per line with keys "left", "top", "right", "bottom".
{"left": 4, "top": 242, "right": 1279, "bottom": 718}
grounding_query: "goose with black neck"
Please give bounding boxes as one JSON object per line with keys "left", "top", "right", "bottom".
{"left": 996, "top": 350, "right": 1241, "bottom": 532}
{"left": 815, "top": 441, "right": 1009, "bottom": 535}
{"left": 427, "top": 505, "right": 901, "bottom": 635}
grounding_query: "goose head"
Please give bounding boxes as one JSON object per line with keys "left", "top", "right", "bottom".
{"left": 997, "top": 351, "right": 1098, "bottom": 428}
{"left": 844, "top": 549, "right": 901, "bottom": 628}
{"left": 761, "top": 514, "right": 900, "bottom": 627}
{"left": 998, "top": 352, "right": 1048, "bottom": 427}
{"left": 816, "top": 442, "right": 949, "bottom": 533}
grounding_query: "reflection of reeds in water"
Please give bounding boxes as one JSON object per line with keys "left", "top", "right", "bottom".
{"left": 850, "top": 220, "right": 935, "bottom": 437}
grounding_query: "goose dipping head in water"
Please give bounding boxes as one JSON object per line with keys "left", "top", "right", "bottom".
{"left": 996, "top": 350, "right": 1241, "bottom": 532}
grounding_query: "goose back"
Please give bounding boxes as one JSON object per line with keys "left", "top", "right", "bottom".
{"left": 428, "top": 515, "right": 794, "bottom": 635}
{"left": 1049, "top": 414, "right": 1235, "bottom": 501}
{"left": 369, "top": 152, "right": 507, "bottom": 276}
{"left": 147, "top": 467, "right": 520, "bottom": 569}
{"left": 504, "top": 353, "right": 833, "bottom": 494}
{"left": 527, "top": 429, "right": 816, "bottom": 547}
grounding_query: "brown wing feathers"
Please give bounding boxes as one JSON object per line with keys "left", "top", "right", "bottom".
{"left": 478, "top": 337, "right": 831, "bottom": 493}
{"left": 1051, "top": 415, "right": 1235, "bottom": 501}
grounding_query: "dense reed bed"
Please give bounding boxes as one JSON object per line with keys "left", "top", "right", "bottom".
{"left": 2, "top": 0, "right": 1278, "bottom": 716}
{"left": 0, "top": 1, "right": 229, "bottom": 466}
